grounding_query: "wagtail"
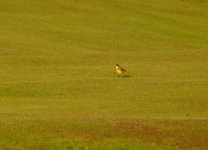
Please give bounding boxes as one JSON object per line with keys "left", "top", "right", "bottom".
{"left": 115, "top": 64, "right": 126, "bottom": 76}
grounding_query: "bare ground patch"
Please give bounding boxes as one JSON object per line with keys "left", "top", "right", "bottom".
{"left": 60, "top": 119, "right": 208, "bottom": 150}
{"left": 1, "top": 118, "right": 208, "bottom": 150}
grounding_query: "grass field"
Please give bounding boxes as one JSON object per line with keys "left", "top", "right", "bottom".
{"left": 0, "top": 0, "right": 208, "bottom": 149}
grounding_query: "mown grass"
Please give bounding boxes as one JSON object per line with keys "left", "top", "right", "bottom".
{"left": 0, "top": 0, "right": 208, "bottom": 149}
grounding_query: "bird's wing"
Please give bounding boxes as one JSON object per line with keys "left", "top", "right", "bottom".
{"left": 120, "top": 66, "right": 126, "bottom": 72}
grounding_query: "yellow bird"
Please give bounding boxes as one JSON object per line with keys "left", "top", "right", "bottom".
{"left": 115, "top": 64, "right": 126, "bottom": 76}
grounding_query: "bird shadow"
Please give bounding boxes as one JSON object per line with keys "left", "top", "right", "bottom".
{"left": 121, "top": 74, "right": 131, "bottom": 78}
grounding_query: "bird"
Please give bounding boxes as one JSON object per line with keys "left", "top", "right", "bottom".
{"left": 115, "top": 64, "right": 126, "bottom": 76}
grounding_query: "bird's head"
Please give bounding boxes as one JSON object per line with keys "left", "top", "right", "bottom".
{"left": 115, "top": 64, "right": 119, "bottom": 67}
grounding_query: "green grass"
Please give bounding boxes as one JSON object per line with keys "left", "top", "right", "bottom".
{"left": 0, "top": 0, "right": 208, "bottom": 149}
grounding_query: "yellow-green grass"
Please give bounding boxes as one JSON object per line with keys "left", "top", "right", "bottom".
{"left": 0, "top": 0, "right": 208, "bottom": 149}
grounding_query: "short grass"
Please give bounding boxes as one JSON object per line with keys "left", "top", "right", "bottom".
{"left": 0, "top": 0, "right": 208, "bottom": 149}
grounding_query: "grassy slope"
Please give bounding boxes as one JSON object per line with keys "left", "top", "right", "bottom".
{"left": 0, "top": 0, "right": 208, "bottom": 149}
